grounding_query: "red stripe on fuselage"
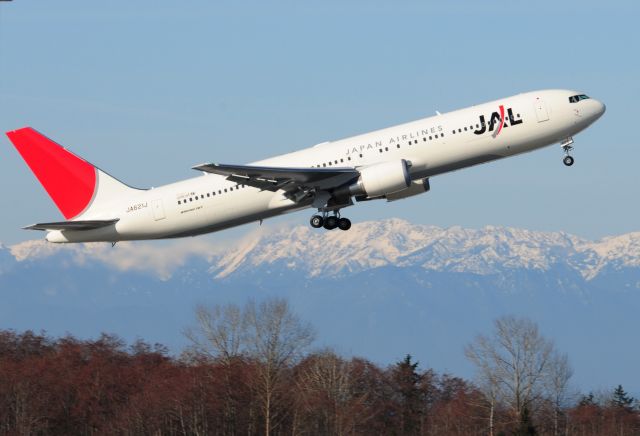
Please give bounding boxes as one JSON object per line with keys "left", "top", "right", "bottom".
{"left": 6, "top": 127, "right": 96, "bottom": 219}
{"left": 495, "top": 105, "right": 505, "bottom": 137}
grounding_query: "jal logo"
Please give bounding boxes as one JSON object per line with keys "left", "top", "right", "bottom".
{"left": 473, "top": 105, "right": 523, "bottom": 137}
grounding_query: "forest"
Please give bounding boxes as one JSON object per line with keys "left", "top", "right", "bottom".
{"left": 0, "top": 298, "right": 637, "bottom": 436}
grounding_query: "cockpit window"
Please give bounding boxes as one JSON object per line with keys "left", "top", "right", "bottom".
{"left": 569, "top": 94, "right": 590, "bottom": 103}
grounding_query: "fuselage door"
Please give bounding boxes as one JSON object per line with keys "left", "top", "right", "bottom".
{"left": 151, "top": 199, "right": 166, "bottom": 221}
{"left": 534, "top": 97, "right": 550, "bottom": 122}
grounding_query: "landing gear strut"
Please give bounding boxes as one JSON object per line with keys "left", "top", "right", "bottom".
{"left": 561, "top": 137, "right": 575, "bottom": 167}
{"left": 310, "top": 211, "right": 352, "bottom": 231}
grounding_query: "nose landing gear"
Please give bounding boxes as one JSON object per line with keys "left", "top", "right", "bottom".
{"left": 561, "top": 137, "right": 575, "bottom": 167}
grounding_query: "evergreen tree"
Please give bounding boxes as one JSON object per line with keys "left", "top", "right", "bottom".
{"left": 579, "top": 392, "right": 596, "bottom": 407}
{"left": 392, "top": 354, "right": 425, "bottom": 435}
{"left": 612, "top": 384, "right": 635, "bottom": 411}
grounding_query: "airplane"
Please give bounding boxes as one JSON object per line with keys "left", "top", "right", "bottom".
{"left": 6, "top": 89, "right": 605, "bottom": 244}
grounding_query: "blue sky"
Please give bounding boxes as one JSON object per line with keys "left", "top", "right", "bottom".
{"left": 0, "top": 0, "right": 638, "bottom": 244}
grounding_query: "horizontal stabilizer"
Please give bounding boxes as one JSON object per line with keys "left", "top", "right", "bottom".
{"left": 23, "top": 219, "right": 119, "bottom": 231}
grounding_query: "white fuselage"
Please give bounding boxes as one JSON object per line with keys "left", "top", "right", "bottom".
{"left": 48, "top": 89, "right": 605, "bottom": 243}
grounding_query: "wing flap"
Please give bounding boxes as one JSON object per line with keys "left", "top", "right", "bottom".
{"left": 24, "top": 219, "right": 120, "bottom": 231}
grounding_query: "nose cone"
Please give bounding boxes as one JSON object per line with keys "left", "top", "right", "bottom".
{"left": 595, "top": 100, "right": 606, "bottom": 116}
{"left": 590, "top": 99, "right": 606, "bottom": 122}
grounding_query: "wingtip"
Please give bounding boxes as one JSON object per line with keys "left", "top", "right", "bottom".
{"left": 192, "top": 162, "right": 216, "bottom": 171}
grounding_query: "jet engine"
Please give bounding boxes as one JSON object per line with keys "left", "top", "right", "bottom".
{"left": 350, "top": 159, "right": 411, "bottom": 198}
{"left": 386, "top": 178, "right": 430, "bottom": 201}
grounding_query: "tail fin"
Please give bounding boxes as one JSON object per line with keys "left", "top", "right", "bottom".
{"left": 6, "top": 127, "right": 141, "bottom": 220}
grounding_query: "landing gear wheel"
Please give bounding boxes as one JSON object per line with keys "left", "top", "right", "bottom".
{"left": 563, "top": 155, "right": 574, "bottom": 167}
{"left": 323, "top": 216, "right": 338, "bottom": 230}
{"left": 310, "top": 215, "right": 324, "bottom": 228}
{"left": 337, "top": 218, "right": 352, "bottom": 231}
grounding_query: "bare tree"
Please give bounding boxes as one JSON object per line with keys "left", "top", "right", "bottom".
{"left": 546, "top": 351, "right": 573, "bottom": 436}
{"left": 472, "top": 373, "right": 500, "bottom": 436}
{"left": 184, "top": 303, "right": 248, "bottom": 436}
{"left": 184, "top": 303, "right": 245, "bottom": 364}
{"left": 465, "top": 316, "right": 556, "bottom": 431}
{"left": 244, "top": 298, "right": 315, "bottom": 436}
{"left": 296, "top": 349, "right": 356, "bottom": 436}
{"left": 185, "top": 299, "right": 314, "bottom": 436}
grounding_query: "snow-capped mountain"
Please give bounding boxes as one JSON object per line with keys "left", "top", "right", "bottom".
{"left": 4, "top": 219, "right": 639, "bottom": 283}
{"left": 1, "top": 219, "right": 639, "bottom": 393}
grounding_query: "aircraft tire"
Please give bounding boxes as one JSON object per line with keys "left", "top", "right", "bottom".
{"left": 323, "top": 216, "right": 338, "bottom": 230}
{"left": 310, "top": 215, "right": 324, "bottom": 228}
{"left": 338, "top": 218, "right": 352, "bottom": 231}
{"left": 563, "top": 155, "right": 574, "bottom": 166}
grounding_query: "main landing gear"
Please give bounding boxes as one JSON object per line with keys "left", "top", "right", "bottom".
{"left": 310, "top": 212, "right": 352, "bottom": 231}
{"left": 561, "top": 137, "right": 575, "bottom": 167}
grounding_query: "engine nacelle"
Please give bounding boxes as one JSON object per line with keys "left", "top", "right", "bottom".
{"left": 354, "top": 159, "right": 411, "bottom": 198}
{"left": 386, "top": 178, "right": 430, "bottom": 202}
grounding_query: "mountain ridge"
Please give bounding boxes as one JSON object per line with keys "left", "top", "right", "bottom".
{"left": 4, "top": 219, "right": 640, "bottom": 282}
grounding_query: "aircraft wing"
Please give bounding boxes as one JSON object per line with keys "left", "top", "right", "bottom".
{"left": 192, "top": 163, "right": 359, "bottom": 193}
{"left": 23, "top": 219, "right": 120, "bottom": 231}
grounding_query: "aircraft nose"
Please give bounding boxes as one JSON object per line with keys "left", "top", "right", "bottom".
{"left": 590, "top": 99, "right": 606, "bottom": 121}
